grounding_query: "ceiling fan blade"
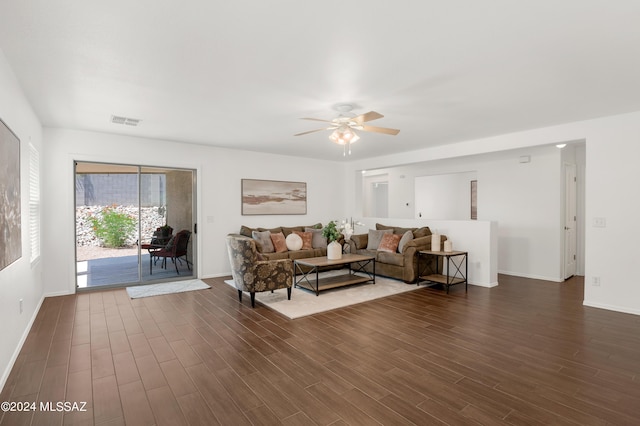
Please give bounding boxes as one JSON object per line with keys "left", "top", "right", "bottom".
{"left": 294, "top": 128, "right": 332, "bottom": 136}
{"left": 352, "top": 111, "right": 384, "bottom": 124}
{"left": 362, "top": 125, "right": 400, "bottom": 135}
{"left": 300, "top": 117, "right": 334, "bottom": 123}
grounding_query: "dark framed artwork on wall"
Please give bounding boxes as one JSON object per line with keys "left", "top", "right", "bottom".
{"left": 241, "top": 179, "right": 307, "bottom": 215}
{"left": 0, "top": 117, "right": 22, "bottom": 271}
{"left": 470, "top": 180, "right": 477, "bottom": 220}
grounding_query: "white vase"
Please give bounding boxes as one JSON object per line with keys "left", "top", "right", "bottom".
{"left": 327, "top": 241, "right": 342, "bottom": 260}
{"left": 431, "top": 233, "right": 441, "bottom": 252}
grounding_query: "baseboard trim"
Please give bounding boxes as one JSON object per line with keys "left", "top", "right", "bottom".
{"left": 498, "top": 270, "right": 563, "bottom": 282}
{"left": 201, "top": 272, "right": 232, "bottom": 279}
{"left": 583, "top": 300, "right": 640, "bottom": 316}
{"left": 43, "top": 290, "right": 75, "bottom": 297}
{"left": 0, "top": 294, "right": 46, "bottom": 393}
{"left": 469, "top": 280, "right": 499, "bottom": 288}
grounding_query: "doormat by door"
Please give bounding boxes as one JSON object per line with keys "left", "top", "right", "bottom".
{"left": 126, "top": 279, "right": 210, "bottom": 299}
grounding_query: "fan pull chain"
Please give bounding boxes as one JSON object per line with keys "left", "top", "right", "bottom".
{"left": 343, "top": 141, "right": 352, "bottom": 156}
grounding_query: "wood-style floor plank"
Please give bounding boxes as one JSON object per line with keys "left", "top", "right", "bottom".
{"left": 2, "top": 274, "right": 640, "bottom": 425}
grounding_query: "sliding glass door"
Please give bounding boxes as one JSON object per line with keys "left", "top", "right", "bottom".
{"left": 75, "top": 162, "right": 196, "bottom": 289}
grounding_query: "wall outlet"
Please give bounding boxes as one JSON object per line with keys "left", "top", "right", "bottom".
{"left": 593, "top": 217, "right": 606, "bottom": 228}
{"left": 592, "top": 277, "right": 601, "bottom": 286}
{"left": 19, "top": 298, "right": 23, "bottom": 314}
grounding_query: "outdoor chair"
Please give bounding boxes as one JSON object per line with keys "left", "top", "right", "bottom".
{"left": 152, "top": 229, "right": 191, "bottom": 274}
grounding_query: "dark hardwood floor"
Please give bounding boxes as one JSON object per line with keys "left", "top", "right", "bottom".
{"left": 2, "top": 274, "right": 640, "bottom": 425}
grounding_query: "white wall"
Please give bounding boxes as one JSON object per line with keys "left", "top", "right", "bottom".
{"left": 414, "top": 171, "right": 478, "bottom": 220}
{"left": 362, "top": 173, "right": 389, "bottom": 217}
{"left": 583, "top": 114, "right": 640, "bottom": 315}
{"left": 480, "top": 146, "right": 562, "bottom": 280}
{"left": 346, "top": 111, "right": 640, "bottom": 315}
{"left": 355, "top": 145, "right": 565, "bottom": 282}
{"left": 41, "top": 128, "right": 348, "bottom": 296}
{"left": 0, "top": 51, "right": 44, "bottom": 390}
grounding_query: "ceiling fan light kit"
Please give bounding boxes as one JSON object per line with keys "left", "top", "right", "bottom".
{"left": 330, "top": 127, "right": 360, "bottom": 156}
{"left": 295, "top": 104, "right": 399, "bottom": 156}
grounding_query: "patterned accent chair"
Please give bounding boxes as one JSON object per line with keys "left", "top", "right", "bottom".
{"left": 225, "top": 235, "right": 293, "bottom": 308}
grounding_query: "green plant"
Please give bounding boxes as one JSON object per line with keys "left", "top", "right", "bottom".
{"left": 89, "top": 206, "right": 137, "bottom": 248}
{"left": 322, "top": 220, "right": 341, "bottom": 243}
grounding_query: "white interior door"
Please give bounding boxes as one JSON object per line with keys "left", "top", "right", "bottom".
{"left": 564, "top": 163, "right": 577, "bottom": 279}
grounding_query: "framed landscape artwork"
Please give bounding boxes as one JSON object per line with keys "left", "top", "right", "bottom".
{"left": 241, "top": 179, "right": 307, "bottom": 215}
{"left": 0, "top": 117, "right": 21, "bottom": 271}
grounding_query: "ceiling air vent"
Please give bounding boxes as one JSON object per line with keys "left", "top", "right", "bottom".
{"left": 111, "top": 115, "right": 141, "bottom": 126}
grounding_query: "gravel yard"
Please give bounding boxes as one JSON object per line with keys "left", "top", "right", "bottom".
{"left": 76, "top": 245, "right": 140, "bottom": 261}
{"left": 76, "top": 205, "right": 164, "bottom": 261}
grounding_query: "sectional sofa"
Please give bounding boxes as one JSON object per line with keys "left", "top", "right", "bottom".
{"left": 229, "top": 223, "right": 332, "bottom": 261}
{"left": 347, "top": 223, "right": 446, "bottom": 283}
{"left": 228, "top": 222, "right": 445, "bottom": 283}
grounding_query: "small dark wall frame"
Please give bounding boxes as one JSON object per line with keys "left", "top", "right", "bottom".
{"left": 241, "top": 179, "right": 307, "bottom": 215}
{"left": 470, "top": 180, "right": 477, "bottom": 220}
{"left": 0, "top": 117, "right": 22, "bottom": 271}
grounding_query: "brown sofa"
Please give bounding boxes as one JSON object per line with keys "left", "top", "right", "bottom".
{"left": 347, "top": 223, "right": 447, "bottom": 283}
{"left": 228, "top": 225, "right": 345, "bottom": 273}
{"left": 232, "top": 223, "right": 322, "bottom": 258}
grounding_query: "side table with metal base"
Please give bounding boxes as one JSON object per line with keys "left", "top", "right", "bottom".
{"left": 418, "top": 250, "right": 468, "bottom": 293}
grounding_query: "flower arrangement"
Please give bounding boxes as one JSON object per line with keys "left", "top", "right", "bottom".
{"left": 340, "top": 220, "right": 353, "bottom": 240}
{"left": 339, "top": 217, "right": 364, "bottom": 240}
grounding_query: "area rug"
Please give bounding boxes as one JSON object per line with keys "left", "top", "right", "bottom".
{"left": 126, "top": 279, "right": 211, "bottom": 299}
{"left": 224, "top": 273, "right": 420, "bottom": 319}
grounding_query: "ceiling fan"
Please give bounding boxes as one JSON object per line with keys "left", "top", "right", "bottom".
{"left": 294, "top": 104, "right": 400, "bottom": 156}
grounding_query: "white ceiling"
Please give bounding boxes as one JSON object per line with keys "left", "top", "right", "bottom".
{"left": 2, "top": 1, "right": 640, "bottom": 161}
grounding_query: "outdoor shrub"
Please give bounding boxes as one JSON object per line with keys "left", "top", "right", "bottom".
{"left": 89, "top": 206, "right": 137, "bottom": 248}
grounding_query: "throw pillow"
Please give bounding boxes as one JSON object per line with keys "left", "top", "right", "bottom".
{"left": 270, "top": 232, "right": 288, "bottom": 253}
{"left": 413, "top": 227, "right": 431, "bottom": 239}
{"left": 239, "top": 225, "right": 254, "bottom": 238}
{"left": 293, "top": 231, "right": 313, "bottom": 250}
{"left": 305, "top": 227, "right": 328, "bottom": 249}
{"left": 164, "top": 236, "right": 175, "bottom": 249}
{"left": 397, "top": 230, "right": 414, "bottom": 253}
{"left": 366, "top": 229, "right": 392, "bottom": 250}
{"left": 378, "top": 233, "right": 402, "bottom": 253}
{"left": 252, "top": 230, "right": 274, "bottom": 253}
{"left": 285, "top": 233, "right": 303, "bottom": 251}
